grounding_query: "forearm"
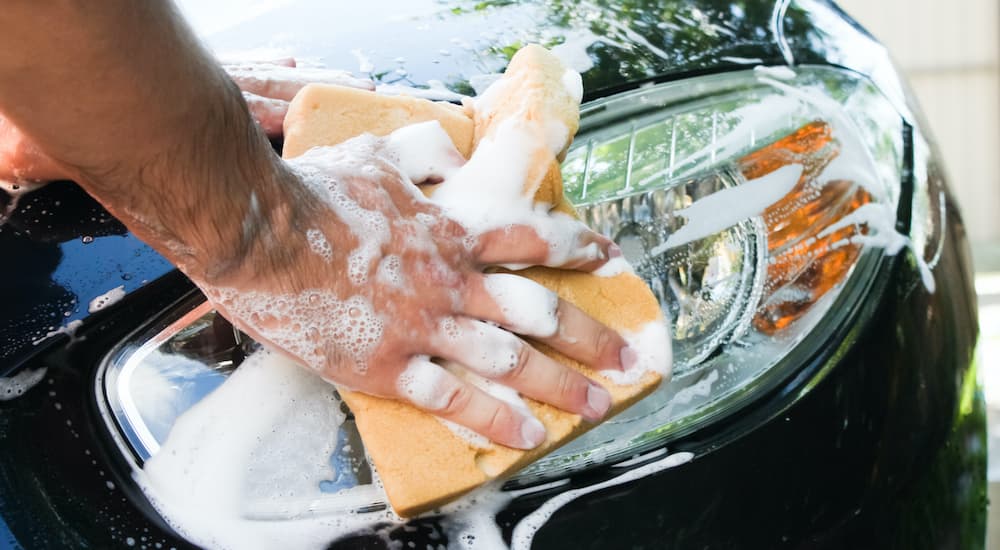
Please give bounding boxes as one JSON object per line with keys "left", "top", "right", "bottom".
{"left": 0, "top": 1, "right": 293, "bottom": 281}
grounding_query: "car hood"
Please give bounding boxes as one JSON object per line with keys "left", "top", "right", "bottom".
{"left": 190, "top": 0, "right": 796, "bottom": 99}
{"left": 4, "top": 0, "right": 906, "bottom": 367}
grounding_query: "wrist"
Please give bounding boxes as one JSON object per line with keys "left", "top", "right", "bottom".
{"left": 84, "top": 79, "right": 306, "bottom": 287}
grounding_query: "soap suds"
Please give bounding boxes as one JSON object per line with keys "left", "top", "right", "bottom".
{"left": 305, "top": 228, "right": 333, "bottom": 263}
{"left": 509, "top": 451, "right": 694, "bottom": 549}
{"left": 753, "top": 64, "right": 796, "bottom": 80}
{"left": 0, "top": 367, "right": 47, "bottom": 401}
{"left": 207, "top": 287, "right": 382, "bottom": 375}
{"left": 720, "top": 56, "right": 764, "bottom": 65}
{"left": 397, "top": 357, "right": 453, "bottom": 410}
{"left": 136, "top": 351, "right": 397, "bottom": 550}
{"left": 31, "top": 319, "right": 83, "bottom": 346}
{"left": 483, "top": 274, "right": 559, "bottom": 338}
{"left": 600, "top": 320, "right": 673, "bottom": 386}
{"left": 88, "top": 285, "right": 127, "bottom": 313}
{"left": 652, "top": 164, "right": 803, "bottom": 253}
{"left": 819, "top": 202, "right": 935, "bottom": 291}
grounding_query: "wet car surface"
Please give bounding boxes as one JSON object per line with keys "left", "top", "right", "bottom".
{"left": 0, "top": 1, "right": 985, "bottom": 548}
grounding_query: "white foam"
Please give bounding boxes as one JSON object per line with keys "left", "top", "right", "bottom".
{"left": 483, "top": 273, "right": 558, "bottom": 338}
{"left": 600, "top": 320, "right": 673, "bottom": 386}
{"left": 88, "top": 285, "right": 127, "bottom": 313}
{"left": 509, "top": 451, "right": 694, "bottom": 549}
{"left": 375, "top": 83, "right": 467, "bottom": 103}
{"left": 31, "top": 319, "right": 83, "bottom": 346}
{"left": 720, "top": 56, "right": 764, "bottom": 65}
{"left": 397, "top": 357, "right": 452, "bottom": 411}
{"left": 455, "top": 322, "right": 523, "bottom": 378}
{"left": 207, "top": 288, "right": 382, "bottom": 375}
{"left": 375, "top": 254, "right": 405, "bottom": 288}
{"left": 561, "top": 69, "right": 583, "bottom": 104}
{"left": 753, "top": 64, "right": 797, "bottom": 80}
{"left": 550, "top": 31, "right": 599, "bottom": 73}
{"left": 818, "top": 202, "right": 935, "bottom": 292}
{"left": 291, "top": 141, "right": 395, "bottom": 287}
{"left": 0, "top": 367, "right": 47, "bottom": 401}
{"left": 305, "top": 228, "right": 333, "bottom": 263}
{"left": 592, "top": 256, "right": 634, "bottom": 278}
{"left": 384, "top": 121, "right": 465, "bottom": 184}
{"left": 349, "top": 48, "right": 374, "bottom": 73}
{"left": 137, "top": 351, "right": 397, "bottom": 550}
{"left": 652, "top": 164, "right": 803, "bottom": 253}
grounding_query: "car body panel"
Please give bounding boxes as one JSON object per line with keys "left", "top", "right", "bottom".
{"left": 0, "top": 0, "right": 983, "bottom": 548}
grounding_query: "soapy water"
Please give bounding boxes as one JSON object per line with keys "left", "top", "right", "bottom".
{"left": 0, "top": 367, "right": 47, "bottom": 401}
{"left": 138, "top": 351, "right": 690, "bottom": 550}
{"left": 88, "top": 285, "right": 127, "bottom": 313}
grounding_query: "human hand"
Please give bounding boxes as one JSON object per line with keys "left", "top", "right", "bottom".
{"left": 200, "top": 135, "right": 634, "bottom": 450}
{"left": 0, "top": 58, "right": 373, "bottom": 187}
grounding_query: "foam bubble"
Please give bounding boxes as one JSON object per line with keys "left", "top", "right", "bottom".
{"left": 206, "top": 288, "right": 382, "bottom": 374}
{"left": 600, "top": 320, "right": 673, "bottom": 386}
{"left": 397, "top": 357, "right": 451, "bottom": 410}
{"left": 88, "top": 286, "right": 126, "bottom": 313}
{"left": 483, "top": 274, "right": 558, "bottom": 338}
{"left": 0, "top": 367, "right": 47, "bottom": 401}
{"left": 375, "top": 254, "right": 405, "bottom": 288}
{"left": 305, "top": 229, "right": 333, "bottom": 263}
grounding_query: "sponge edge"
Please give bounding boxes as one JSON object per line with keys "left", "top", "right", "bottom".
{"left": 282, "top": 84, "right": 475, "bottom": 159}
{"left": 282, "top": 45, "right": 669, "bottom": 518}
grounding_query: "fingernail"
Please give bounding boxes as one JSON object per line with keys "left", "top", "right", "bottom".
{"left": 620, "top": 346, "right": 639, "bottom": 371}
{"left": 584, "top": 384, "right": 612, "bottom": 422}
{"left": 520, "top": 417, "right": 547, "bottom": 449}
{"left": 609, "top": 243, "right": 623, "bottom": 258}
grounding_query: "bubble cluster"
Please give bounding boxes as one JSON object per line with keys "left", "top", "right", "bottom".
{"left": 396, "top": 357, "right": 451, "bottom": 410}
{"left": 0, "top": 367, "right": 47, "bottom": 401}
{"left": 207, "top": 288, "right": 383, "bottom": 374}
{"left": 292, "top": 141, "right": 393, "bottom": 287}
{"left": 483, "top": 273, "right": 559, "bottom": 338}
{"left": 459, "top": 322, "right": 522, "bottom": 378}
{"left": 305, "top": 228, "right": 333, "bottom": 263}
{"left": 375, "top": 254, "right": 405, "bottom": 288}
{"left": 88, "top": 285, "right": 126, "bottom": 313}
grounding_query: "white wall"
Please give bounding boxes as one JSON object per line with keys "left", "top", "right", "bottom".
{"left": 836, "top": 0, "right": 1000, "bottom": 246}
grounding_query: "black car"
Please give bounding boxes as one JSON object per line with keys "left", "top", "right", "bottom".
{"left": 0, "top": 0, "right": 984, "bottom": 548}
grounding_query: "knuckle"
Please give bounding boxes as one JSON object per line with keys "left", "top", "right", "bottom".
{"left": 556, "top": 368, "right": 581, "bottom": 404}
{"left": 486, "top": 403, "right": 516, "bottom": 437}
{"left": 593, "top": 327, "right": 614, "bottom": 362}
{"left": 441, "top": 384, "right": 472, "bottom": 417}
{"left": 505, "top": 343, "right": 532, "bottom": 381}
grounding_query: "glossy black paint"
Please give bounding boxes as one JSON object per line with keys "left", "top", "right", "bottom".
{"left": 0, "top": 0, "right": 983, "bottom": 548}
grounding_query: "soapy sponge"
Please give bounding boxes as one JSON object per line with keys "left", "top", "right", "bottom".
{"left": 282, "top": 45, "right": 670, "bottom": 518}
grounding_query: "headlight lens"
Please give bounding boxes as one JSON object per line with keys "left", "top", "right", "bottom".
{"left": 99, "top": 67, "right": 905, "bottom": 495}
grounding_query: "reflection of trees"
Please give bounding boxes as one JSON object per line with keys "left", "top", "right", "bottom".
{"left": 443, "top": 0, "right": 813, "bottom": 93}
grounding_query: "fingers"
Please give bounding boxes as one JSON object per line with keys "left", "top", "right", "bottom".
{"left": 433, "top": 320, "right": 612, "bottom": 422}
{"left": 243, "top": 92, "right": 288, "bottom": 138}
{"left": 396, "top": 357, "right": 546, "bottom": 449}
{"left": 473, "top": 215, "right": 618, "bottom": 272}
{"left": 220, "top": 57, "right": 296, "bottom": 69}
{"left": 227, "top": 65, "right": 374, "bottom": 101}
{"left": 461, "top": 273, "right": 634, "bottom": 372}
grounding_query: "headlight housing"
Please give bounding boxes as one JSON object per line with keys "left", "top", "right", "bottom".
{"left": 99, "top": 66, "right": 907, "bottom": 503}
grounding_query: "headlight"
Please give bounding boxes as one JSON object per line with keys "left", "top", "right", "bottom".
{"left": 98, "top": 66, "right": 906, "bottom": 501}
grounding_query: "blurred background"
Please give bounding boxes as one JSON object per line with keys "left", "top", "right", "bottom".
{"left": 836, "top": 0, "right": 1000, "bottom": 546}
